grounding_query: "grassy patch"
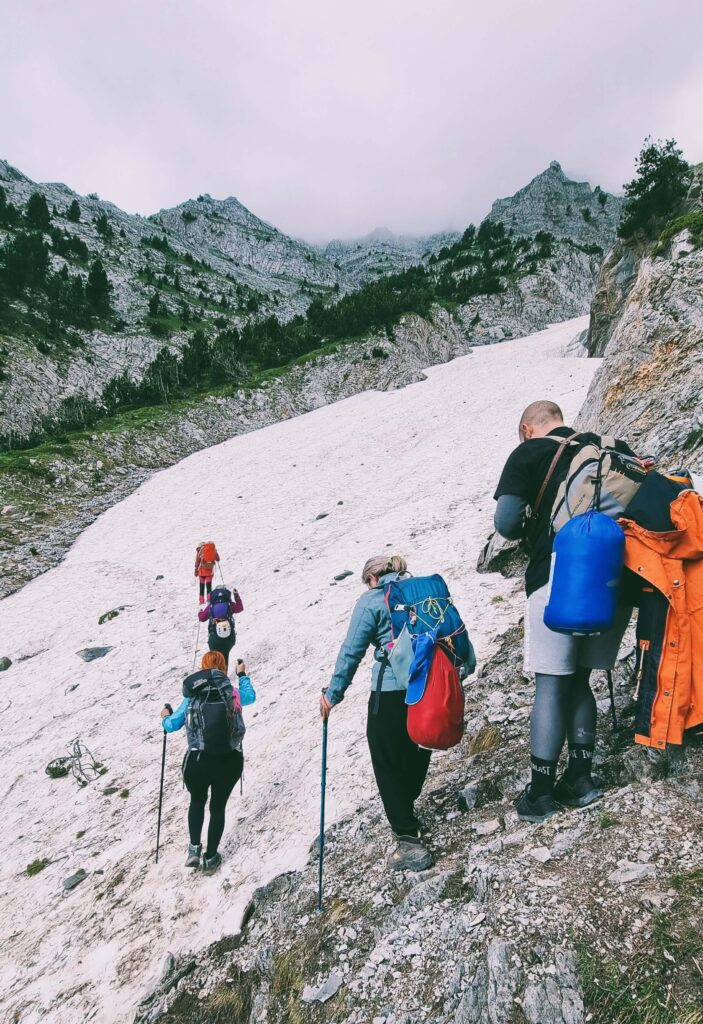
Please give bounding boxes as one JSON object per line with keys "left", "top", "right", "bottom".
{"left": 119, "top": 788, "right": 129, "bottom": 799}
{"left": 599, "top": 811, "right": 619, "bottom": 829}
{"left": 654, "top": 211, "right": 703, "bottom": 256}
{"left": 26, "top": 858, "right": 49, "bottom": 876}
{"left": 468, "top": 724, "right": 501, "bottom": 755}
{"left": 577, "top": 868, "right": 703, "bottom": 1023}
{"left": 76, "top": 831, "right": 86, "bottom": 839}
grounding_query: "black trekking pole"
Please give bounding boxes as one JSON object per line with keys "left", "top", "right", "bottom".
{"left": 606, "top": 670, "right": 618, "bottom": 731}
{"left": 155, "top": 704, "right": 173, "bottom": 864}
{"left": 317, "top": 717, "right": 329, "bottom": 913}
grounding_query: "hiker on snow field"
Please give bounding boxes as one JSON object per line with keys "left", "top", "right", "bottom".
{"left": 320, "top": 556, "right": 444, "bottom": 872}
{"left": 195, "top": 541, "right": 220, "bottom": 604}
{"left": 494, "top": 400, "right": 640, "bottom": 823}
{"left": 198, "top": 584, "right": 244, "bottom": 670}
{"left": 161, "top": 653, "right": 256, "bottom": 872}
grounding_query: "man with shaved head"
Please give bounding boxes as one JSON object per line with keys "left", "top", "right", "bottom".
{"left": 493, "top": 399, "right": 636, "bottom": 823}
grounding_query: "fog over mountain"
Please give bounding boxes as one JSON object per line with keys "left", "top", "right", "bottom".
{"left": 1, "top": 0, "right": 702, "bottom": 238}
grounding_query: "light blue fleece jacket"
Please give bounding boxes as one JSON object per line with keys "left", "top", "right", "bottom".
{"left": 162, "top": 674, "right": 256, "bottom": 732}
{"left": 326, "top": 572, "right": 406, "bottom": 706}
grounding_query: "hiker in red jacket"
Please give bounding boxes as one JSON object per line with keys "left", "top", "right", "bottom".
{"left": 195, "top": 541, "right": 220, "bottom": 604}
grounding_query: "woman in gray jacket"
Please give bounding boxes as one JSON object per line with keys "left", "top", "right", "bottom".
{"left": 319, "top": 554, "right": 432, "bottom": 872}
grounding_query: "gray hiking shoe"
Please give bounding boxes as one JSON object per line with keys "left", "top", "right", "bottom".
{"left": 185, "top": 843, "right": 202, "bottom": 868}
{"left": 202, "top": 851, "right": 222, "bottom": 874}
{"left": 389, "top": 835, "right": 433, "bottom": 872}
{"left": 553, "top": 774, "right": 603, "bottom": 808}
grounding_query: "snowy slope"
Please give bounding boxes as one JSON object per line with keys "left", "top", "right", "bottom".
{"left": 0, "top": 316, "right": 595, "bottom": 1024}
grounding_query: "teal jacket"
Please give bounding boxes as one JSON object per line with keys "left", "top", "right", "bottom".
{"left": 327, "top": 572, "right": 407, "bottom": 705}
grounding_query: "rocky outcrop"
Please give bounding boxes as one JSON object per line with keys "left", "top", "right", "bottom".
{"left": 487, "top": 161, "right": 623, "bottom": 251}
{"left": 578, "top": 167, "right": 703, "bottom": 471}
{"left": 135, "top": 624, "right": 703, "bottom": 1024}
{"left": 458, "top": 241, "right": 600, "bottom": 344}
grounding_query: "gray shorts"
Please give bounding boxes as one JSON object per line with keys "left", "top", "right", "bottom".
{"left": 525, "top": 583, "right": 632, "bottom": 676}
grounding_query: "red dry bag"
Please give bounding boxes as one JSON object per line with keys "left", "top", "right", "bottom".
{"left": 407, "top": 645, "right": 464, "bottom": 750}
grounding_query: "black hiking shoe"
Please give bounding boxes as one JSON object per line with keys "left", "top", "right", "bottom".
{"left": 515, "top": 785, "right": 561, "bottom": 823}
{"left": 389, "top": 834, "right": 433, "bottom": 872}
{"left": 202, "top": 851, "right": 222, "bottom": 874}
{"left": 553, "top": 774, "right": 603, "bottom": 808}
{"left": 185, "top": 843, "right": 202, "bottom": 868}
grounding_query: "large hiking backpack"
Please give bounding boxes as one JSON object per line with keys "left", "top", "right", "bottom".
{"left": 537, "top": 433, "right": 648, "bottom": 533}
{"left": 384, "top": 575, "right": 476, "bottom": 751}
{"left": 183, "top": 669, "right": 245, "bottom": 753}
{"left": 199, "top": 541, "right": 218, "bottom": 573}
{"left": 208, "top": 586, "right": 235, "bottom": 640}
{"left": 386, "top": 574, "right": 475, "bottom": 670}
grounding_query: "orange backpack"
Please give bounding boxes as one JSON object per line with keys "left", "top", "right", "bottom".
{"left": 200, "top": 541, "right": 217, "bottom": 568}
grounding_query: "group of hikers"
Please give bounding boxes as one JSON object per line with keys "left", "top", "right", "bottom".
{"left": 159, "top": 542, "right": 252, "bottom": 873}
{"left": 160, "top": 400, "right": 703, "bottom": 875}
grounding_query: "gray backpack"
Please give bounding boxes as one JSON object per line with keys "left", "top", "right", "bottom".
{"left": 182, "top": 669, "right": 245, "bottom": 753}
{"left": 532, "top": 432, "right": 649, "bottom": 533}
{"left": 550, "top": 435, "right": 648, "bottom": 532}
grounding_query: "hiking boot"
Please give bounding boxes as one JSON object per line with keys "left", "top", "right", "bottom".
{"left": 553, "top": 774, "right": 603, "bottom": 808}
{"left": 389, "top": 835, "right": 433, "bottom": 872}
{"left": 515, "top": 785, "right": 561, "bottom": 823}
{"left": 202, "top": 851, "right": 222, "bottom": 874}
{"left": 185, "top": 843, "right": 202, "bottom": 868}
{"left": 199, "top": 594, "right": 205, "bottom": 605}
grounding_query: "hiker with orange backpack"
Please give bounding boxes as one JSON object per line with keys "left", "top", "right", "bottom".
{"left": 319, "top": 554, "right": 474, "bottom": 872}
{"left": 195, "top": 541, "right": 220, "bottom": 604}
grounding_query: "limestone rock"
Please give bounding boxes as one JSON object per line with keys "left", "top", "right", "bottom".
{"left": 0, "top": 657, "right": 11, "bottom": 672}
{"left": 301, "top": 971, "right": 343, "bottom": 1003}
{"left": 76, "top": 647, "right": 113, "bottom": 662}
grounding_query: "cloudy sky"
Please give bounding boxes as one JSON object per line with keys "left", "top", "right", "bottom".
{"left": 2, "top": 0, "right": 702, "bottom": 241}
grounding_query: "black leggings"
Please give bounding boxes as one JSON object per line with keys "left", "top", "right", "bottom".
{"left": 207, "top": 633, "right": 235, "bottom": 670}
{"left": 183, "top": 749, "right": 243, "bottom": 857}
{"left": 531, "top": 668, "right": 597, "bottom": 761}
{"left": 366, "top": 691, "right": 431, "bottom": 837}
{"left": 199, "top": 579, "right": 213, "bottom": 599}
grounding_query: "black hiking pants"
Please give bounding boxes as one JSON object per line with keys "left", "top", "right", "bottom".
{"left": 199, "top": 579, "right": 213, "bottom": 600}
{"left": 207, "top": 632, "right": 236, "bottom": 670}
{"left": 366, "top": 690, "right": 431, "bottom": 837}
{"left": 183, "top": 749, "right": 243, "bottom": 857}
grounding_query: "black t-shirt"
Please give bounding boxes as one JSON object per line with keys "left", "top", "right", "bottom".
{"left": 494, "top": 426, "right": 635, "bottom": 597}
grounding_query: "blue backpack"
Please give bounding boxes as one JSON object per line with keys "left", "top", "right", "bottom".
{"left": 385, "top": 574, "right": 476, "bottom": 673}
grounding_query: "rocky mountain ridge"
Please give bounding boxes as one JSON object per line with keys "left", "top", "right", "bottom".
{"left": 487, "top": 161, "right": 623, "bottom": 252}
{"left": 320, "top": 227, "right": 461, "bottom": 285}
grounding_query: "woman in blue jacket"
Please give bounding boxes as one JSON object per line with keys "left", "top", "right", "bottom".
{"left": 161, "top": 654, "right": 256, "bottom": 873}
{"left": 319, "top": 555, "right": 433, "bottom": 872}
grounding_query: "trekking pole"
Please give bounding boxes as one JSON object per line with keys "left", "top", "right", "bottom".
{"left": 218, "top": 563, "right": 225, "bottom": 584}
{"left": 192, "top": 621, "right": 201, "bottom": 671}
{"left": 607, "top": 670, "right": 618, "bottom": 731}
{"left": 317, "top": 717, "right": 329, "bottom": 913}
{"left": 155, "top": 704, "right": 173, "bottom": 864}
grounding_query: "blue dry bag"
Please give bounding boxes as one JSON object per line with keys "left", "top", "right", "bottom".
{"left": 543, "top": 509, "right": 625, "bottom": 635}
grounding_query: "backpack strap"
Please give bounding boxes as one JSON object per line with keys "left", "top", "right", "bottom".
{"left": 533, "top": 432, "right": 581, "bottom": 516}
{"left": 372, "top": 657, "right": 388, "bottom": 716}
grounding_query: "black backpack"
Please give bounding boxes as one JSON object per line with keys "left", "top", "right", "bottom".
{"left": 182, "top": 669, "right": 245, "bottom": 753}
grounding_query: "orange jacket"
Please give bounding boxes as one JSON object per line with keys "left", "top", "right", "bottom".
{"left": 621, "top": 490, "right": 703, "bottom": 747}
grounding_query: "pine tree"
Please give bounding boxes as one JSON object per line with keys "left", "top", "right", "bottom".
{"left": 26, "top": 192, "right": 51, "bottom": 231}
{"left": 619, "top": 138, "right": 691, "bottom": 240}
{"left": 66, "top": 199, "right": 81, "bottom": 223}
{"left": 2, "top": 231, "right": 50, "bottom": 292}
{"left": 86, "top": 258, "right": 111, "bottom": 314}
